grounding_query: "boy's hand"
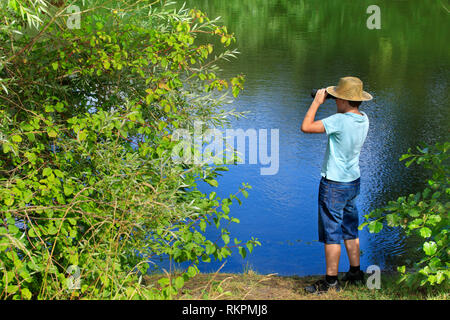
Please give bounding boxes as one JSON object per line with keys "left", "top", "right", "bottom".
{"left": 314, "top": 88, "right": 328, "bottom": 105}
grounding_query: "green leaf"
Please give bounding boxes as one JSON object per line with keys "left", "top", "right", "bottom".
{"left": 221, "top": 203, "right": 230, "bottom": 214}
{"left": 432, "top": 191, "right": 441, "bottom": 199}
{"left": 158, "top": 121, "right": 166, "bottom": 131}
{"left": 55, "top": 102, "right": 65, "bottom": 112}
{"left": 78, "top": 130, "right": 87, "bottom": 141}
{"left": 205, "top": 179, "right": 218, "bottom": 187}
{"left": 47, "top": 127, "right": 57, "bottom": 138}
{"left": 11, "top": 135, "right": 22, "bottom": 143}
{"left": 427, "top": 275, "right": 437, "bottom": 285}
{"left": 386, "top": 214, "right": 400, "bottom": 227}
{"left": 222, "top": 233, "right": 230, "bottom": 245}
{"left": 408, "top": 209, "right": 420, "bottom": 217}
{"left": 409, "top": 218, "right": 423, "bottom": 230}
{"left": 146, "top": 93, "right": 155, "bottom": 106}
{"left": 419, "top": 227, "right": 432, "bottom": 238}
{"left": 47, "top": 224, "right": 58, "bottom": 235}
{"left": 174, "top": 276, "right": 184, "bottom": 289}
{"left": 7, "top": 285, "right": 18, "bottom": 294}
{"left": 42, "top": 167, "right": 52, "bottom": 176}
{"left": 221, "top": 247, "right": 230, "bottom": 258}
{"left": 205, "top": 242, "right": 216, "bottom": 255}
{"left": 426, "top": 215, "right": 441, "bottom": 226}
{"left": 399, "top": 154, "right": 412, "bottom": 161}
{"left": 423, "top": 241, "right": 437, "bottom": 256}
{"left": 164, "top": 104, "right": 171, "bottom": 113}
{"left": 26, "top": 133, "right": 35, "bottom": 142}
{"left": 8, "top": 224, "right": 19, "bottom": 235}
{"left": 422, "top": 188, "right": 431, "bottom": 199}
{"left": 358, "top": 222, "right": 368, "bottom": 231}
{"left": 28, "top": 228, "right": 41, "bottom": 238}
{"left": 158, "top": 277, "right": 170, "bottom": 287}
{"left": 64, "top": 185, "right": 74, "bottom": 196}
{"left": 405, "top": 158, "right": 416, "bottom": 167}
{"left": 25, "top": 152, "right": 37, "bottom": 164}
{"left": 8, "top": 0, "right": 18, "bottom": 11}
{"left": 239, "top": 247, "right": 247, "bottom": 259}
{"left": 4, "top": 195, "right": 14, "bottom": 206}
{"left": 54, "top": 169, "right": 64, "bottom": 178}
{"left": 368, "top": 220, "right": 383, "bottom": 233}
{"left": 436, "top": 271, "right": 445, "bottom": 284}
{"left": 232, "top": 86, "right": 240, "bottom": 97}
{"left": 21, "top": 288, "right": 32, "bottom": 300}
{"left": 187, "top": 266, "right": 197, "bottom": 277}
{"left": 52, "top": 62, "right": 58, "bottom": 70}
{"left": 2, "top": 143, "right": 11, "bottom": 154}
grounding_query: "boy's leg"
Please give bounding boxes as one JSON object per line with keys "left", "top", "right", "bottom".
{"left": 341, "top": 181, "right": 365, "bottom": 283}
{"left": 325, "top": 243, "right": 341, "bottom": 276}
{"left": 304, "top": 178, "right": 343, "bottom": 293}
{"left": 305, "top": 243, "right": 341, "bottom": 293}
{"left": 342, "top": 183, "right": 360, "bottom": 268}
{"left": 319, "top": 178, "right": 346, "bottom": 278}
{"left": 344, "top": 238, "right": 360, "bottom": 267}
{"left": 342, "top": 238, "right": 364, "bottom": 283}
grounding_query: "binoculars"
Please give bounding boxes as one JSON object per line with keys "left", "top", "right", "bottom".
{"left": 311, "top": 89, "right": 336, "bottom": 100}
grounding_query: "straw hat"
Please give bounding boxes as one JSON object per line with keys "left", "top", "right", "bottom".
{"left": 326, "top": 76, "right": 373, "bottom": 101}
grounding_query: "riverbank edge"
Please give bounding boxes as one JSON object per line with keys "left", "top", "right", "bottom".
{"left": 143, "top": 271, "right": 449, "bottom": 300}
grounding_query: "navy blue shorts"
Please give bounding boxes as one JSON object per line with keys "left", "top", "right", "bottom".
{"left": 318, "top": 176, "right": 360, "bottom": 244}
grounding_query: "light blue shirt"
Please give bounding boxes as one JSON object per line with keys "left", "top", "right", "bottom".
{"left": 321, "top": 112, "right": 369, "bottom": 182}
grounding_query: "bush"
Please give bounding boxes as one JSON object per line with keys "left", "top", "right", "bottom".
{"left": 361, "top": 142, "right": 449, "bottom": 289}
{"left": 0, "top": 0, "right": 257, "bottom": 299}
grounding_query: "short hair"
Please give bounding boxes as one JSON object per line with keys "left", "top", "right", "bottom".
{"left": 348, "top": 100, "right": 362, "bottom": 108}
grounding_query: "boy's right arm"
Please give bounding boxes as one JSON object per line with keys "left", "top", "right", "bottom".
{"left": 301, "top": 88, "right": 326, "bottom": 133}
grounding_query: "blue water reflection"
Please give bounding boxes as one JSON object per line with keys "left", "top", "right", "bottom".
{"left": 161, "top": 0, "right": 450, "bottom": 276}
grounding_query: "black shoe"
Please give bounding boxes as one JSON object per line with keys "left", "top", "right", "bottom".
{"left": 341, "top": 270, "right": 365, "bottom": 284}
{"left": 304, "top": 279, "right": 341, "bottom": 294}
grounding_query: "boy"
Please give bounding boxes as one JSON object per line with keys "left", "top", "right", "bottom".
{"left": 301, "top": 76, "right": 372, "bottom": 294}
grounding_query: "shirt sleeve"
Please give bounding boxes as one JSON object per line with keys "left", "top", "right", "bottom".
{"left": 321, "top": 114, "right": 343, "bottom": 135}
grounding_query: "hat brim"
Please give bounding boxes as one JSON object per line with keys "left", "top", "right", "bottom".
{"left": 326, "top": 86, "right": 373, "bottom": 101}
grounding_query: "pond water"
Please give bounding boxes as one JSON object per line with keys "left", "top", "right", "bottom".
{"left": 177, "top": 0, "right": 449, "bottom": 276}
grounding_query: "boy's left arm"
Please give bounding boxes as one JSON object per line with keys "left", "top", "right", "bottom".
{"left": 301, "top": 88, "right": 326, "bottom": 133}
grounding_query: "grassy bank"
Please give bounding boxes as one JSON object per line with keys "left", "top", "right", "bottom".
{"left": 144, "top": 270, "right": 449, "bottom": 300}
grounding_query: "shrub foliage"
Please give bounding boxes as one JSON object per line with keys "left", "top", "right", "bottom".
{"left": 361, "top": 142, "right": 449, "bottom": 289}
{"left": 0, "top": 0, "right": 257, "bottom": 299}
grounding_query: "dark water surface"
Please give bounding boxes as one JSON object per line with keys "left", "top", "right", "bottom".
{"left": 178, "top": 0, "right": 449, "bottom": 276}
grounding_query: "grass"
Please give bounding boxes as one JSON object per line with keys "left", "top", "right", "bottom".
{"left": 143, "top": 269, "right": 449, "bottom": 300}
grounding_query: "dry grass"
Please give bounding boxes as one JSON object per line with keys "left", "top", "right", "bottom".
{"left": 143, "top": 270, "right": 449, "bottom": 300}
